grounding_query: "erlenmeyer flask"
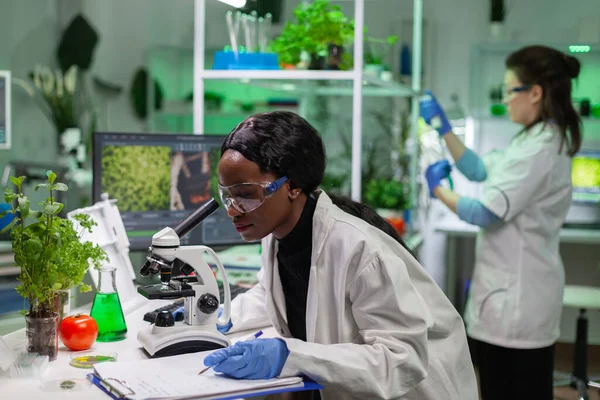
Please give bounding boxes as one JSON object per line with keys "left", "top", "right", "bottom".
{"left": 90, "top": 266, "right": 127, "bottom": 342}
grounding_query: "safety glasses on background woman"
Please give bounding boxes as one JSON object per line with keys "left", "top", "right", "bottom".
{"left": 218, "top": 176, "right": 288, "bottom": 214}
{"left": 502, "top": 84, "right": 531, "bottom": 99}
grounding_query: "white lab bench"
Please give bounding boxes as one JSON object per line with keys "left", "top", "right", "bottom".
{"left": 0, "top": 298, "right": 279, "bottom": 399}
{"left": 435, "top": 212, "right": 600, "bottom": 344}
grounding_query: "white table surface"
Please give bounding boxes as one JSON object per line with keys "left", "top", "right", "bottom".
{"left": 0, "top": 299, "right": 276, "bottom": 399}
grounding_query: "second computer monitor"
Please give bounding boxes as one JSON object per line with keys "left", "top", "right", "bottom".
{"left": 92, "top": 132, "right": 247, "bottom": 251}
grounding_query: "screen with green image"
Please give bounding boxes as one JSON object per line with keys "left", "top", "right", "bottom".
{"left": 572, "top": 152, "right": 600, "bottom": 189}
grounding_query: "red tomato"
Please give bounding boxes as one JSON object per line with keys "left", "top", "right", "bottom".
{"left": 59, "top": 314, "right": 98, "bottom": 351}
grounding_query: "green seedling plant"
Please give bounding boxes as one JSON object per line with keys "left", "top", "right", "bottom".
{"left": 1, "top": 171, "right": 108, "bottom": 318}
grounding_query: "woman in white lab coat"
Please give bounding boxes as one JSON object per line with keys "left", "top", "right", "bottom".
{"left": 202, "top": 111, "right": 478, "bottom": 399}
{"left": 421, "top": 45, "right": 582, "bottom": 400}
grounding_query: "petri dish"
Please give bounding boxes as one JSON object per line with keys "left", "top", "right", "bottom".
{"left": 69, "top": 351, "right": 118, "bottom": 369}
{"left": 40, "top": 378, "right": 92, "bottom": 392}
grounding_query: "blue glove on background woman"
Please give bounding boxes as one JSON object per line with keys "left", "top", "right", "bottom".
{"left": 420, "top": 90, "right": 452, "bottom": 136}
{"left": 425, "top": 159, "right": 452, "bottom": 197}
{"left": 204, "top": 338, "right": 289, "bottom": 379}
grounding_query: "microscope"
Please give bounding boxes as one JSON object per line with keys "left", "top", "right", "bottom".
{"left": 137, "top": 198, "right": 232, "bottom": 358}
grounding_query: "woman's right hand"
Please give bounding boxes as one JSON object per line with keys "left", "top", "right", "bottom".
{"left": 420, "top": 90, "right": 452, "bottom": 136}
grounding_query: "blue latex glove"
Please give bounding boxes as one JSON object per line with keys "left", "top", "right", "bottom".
{"left": 420, "top": 90, "right": 452, "bottom": 136}
{"left": 217, "top": 306, "right": 232, "bottom": 334}
{"left": 425, "top": 159, "right": 452, "bottom": 198}
{"left": 203, "top": 338, "right": 289, "bottom": 380}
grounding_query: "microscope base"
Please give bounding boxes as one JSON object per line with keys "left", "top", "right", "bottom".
{"left": 138, "top": 323, "right": 230, "bottom": 358}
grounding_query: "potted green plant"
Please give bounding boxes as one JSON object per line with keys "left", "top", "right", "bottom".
{"left": 269, "top": 0, "right": 354, "bottom": 69}
{"left": 0, "top": 171, "right": 108, "bottom": 361}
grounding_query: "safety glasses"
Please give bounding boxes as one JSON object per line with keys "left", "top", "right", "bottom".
{"left": 503, "top": 84, "right": 531, "bottom": 97}
{"left": 218, "top": 176, "right": 288, "bottom": 214}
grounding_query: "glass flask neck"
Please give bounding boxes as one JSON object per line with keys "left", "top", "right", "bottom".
{"left": 97, "top": 267, "right": 118, "bottom": 294}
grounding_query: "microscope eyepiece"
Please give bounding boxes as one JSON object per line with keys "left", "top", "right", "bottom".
{"left": 173, "top": 198, "right": 220, "bottom": 238}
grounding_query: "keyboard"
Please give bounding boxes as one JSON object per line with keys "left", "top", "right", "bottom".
{"left": 143, "top": 283, "right": 249, "bottom": 323}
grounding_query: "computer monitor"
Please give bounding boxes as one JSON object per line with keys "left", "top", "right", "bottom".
{"left": 92, "top": 132, "right": 247, "bottom": 251}
{"left": 572, "top": 150, "right": 600, "bottom": 204}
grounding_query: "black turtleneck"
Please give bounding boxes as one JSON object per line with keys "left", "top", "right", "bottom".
{"left": 276, "top": 193, "right": 317, "bottom": 342}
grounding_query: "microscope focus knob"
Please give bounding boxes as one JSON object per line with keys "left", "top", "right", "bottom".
{"left": 155, "top": 310, "right": 175, "bottom": 327}
{"left": 197, "top": 293, "right": 219, "bottom": 314}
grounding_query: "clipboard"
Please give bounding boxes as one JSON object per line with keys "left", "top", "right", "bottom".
{"left": 87, "top": 373, "right": 324, "bottom": 400}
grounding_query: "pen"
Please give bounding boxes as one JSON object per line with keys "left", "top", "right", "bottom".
{"left": 198, "top": 330, "right": 264, "bottom": 375}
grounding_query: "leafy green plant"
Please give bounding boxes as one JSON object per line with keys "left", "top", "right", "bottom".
{"left": 269, "top": 0, "right": 354, "bottom": 67}
{"left": 364, "top": 34, "right": 398, "bottom": 65}
{"left": 319, "top": 100, "right": 413, "bottom": 208}
{"left": 0, "top": 171, "right": 108, "bottom": 318}
{"left": 364, "top": 179, "right": 408, "bottom": 210}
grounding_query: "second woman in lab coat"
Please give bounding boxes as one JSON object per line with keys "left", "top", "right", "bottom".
{"left": 202, "top": 111, "right": 478, "bottom": 400}
{"left": 421, "top": 45, "right": 582, "bottom": 400}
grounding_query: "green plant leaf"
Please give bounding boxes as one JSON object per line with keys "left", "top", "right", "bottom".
{"left": 17, "top": 197, "right": 31, "bottom": 219}
{"left": 4, "top": 188, "right": 18, "bottom": 203}
{"left": 55, "top": 203, "right": 64, "bottom": 214}
{"left": 9, "top": 176, "right": 26, "bottom": 189}
{"left": 43, "top": 203, "right": 62, "bottom": 215}
{"left": 35, "top": 183, "right": 50, "bottom": 191}
{"left": 52, "top": 183, "right": 68, "bottom": 192}
{"left": 23, "top": 237, "right": 43, "bottom": 258}
{"left": 79, "top": 283, "right": 92, "bottom": 293}
{"left": 0, "top": 218, "right": 18, "bottom": 234}
{"left": 46, "top": 170, "right": 57, "bottom": 184}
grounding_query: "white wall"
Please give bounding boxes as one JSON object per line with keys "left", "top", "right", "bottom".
{"left": 0, "top": 0, "right": 61, "bottom": 170}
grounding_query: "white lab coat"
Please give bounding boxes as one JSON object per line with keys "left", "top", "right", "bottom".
{"left": 466, "top": 122, "right": 572, "bottom": 349}
{"left": 230, "top": 191, "right": 478, "bottom": 400}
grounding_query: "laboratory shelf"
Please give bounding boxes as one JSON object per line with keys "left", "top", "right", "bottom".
{"left": 199, "top": 69, "right": 355, "bottom": 80}
{"left": 245, "top": 76, "right": 413, "bottom": 97}
{"left": 194, "top": 0, "right": 424, "bottom": 205}
{"left": 199, "top": 70, "right": 414, "bottom": 97}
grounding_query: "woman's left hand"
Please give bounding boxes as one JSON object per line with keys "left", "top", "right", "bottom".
{"left": 203, "top": 338, "right": 290, "bottom": 379}
{"left": 425, "top": 159, "right": 452, "bottom": 198}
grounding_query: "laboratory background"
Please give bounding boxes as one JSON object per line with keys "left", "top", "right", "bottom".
{"left": 0, "top": 0, "right": 599, "bottom": 399}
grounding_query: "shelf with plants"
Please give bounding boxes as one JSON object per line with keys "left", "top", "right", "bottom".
{"left": 194, "top": 0, "right": 424, "bottom": 214}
